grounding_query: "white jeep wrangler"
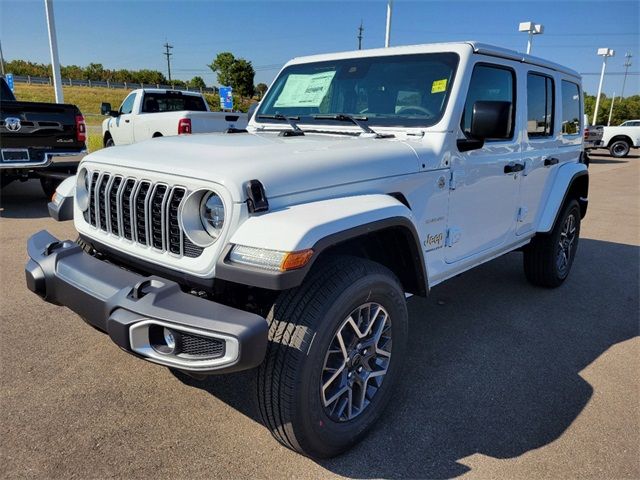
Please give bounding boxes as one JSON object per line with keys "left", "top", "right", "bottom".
{"left": 26, "top": 42, "right": 588, "bottom": 458}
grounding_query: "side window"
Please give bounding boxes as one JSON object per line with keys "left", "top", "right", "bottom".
{"left": 120, "top": 93, "right": 136, "bottom": 115}
{"left": 561, "top": 81, "right": 581, "bottom": 135}
{"left": 527, "top": 73, "right": 554, "bottom": 137}
{"left": 462, "top": 64, "right": 515, "bottom": 139}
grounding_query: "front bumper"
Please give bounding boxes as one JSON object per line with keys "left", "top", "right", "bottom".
{"left": 25, "top": 230, "right": 268, "bottom": 375}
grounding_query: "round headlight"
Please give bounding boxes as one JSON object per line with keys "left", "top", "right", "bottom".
{"left": 76, "top": 168, "right": 90, "bottom": 211}
{"left": 200, "top": 192, "right": 225, "bottom": 240}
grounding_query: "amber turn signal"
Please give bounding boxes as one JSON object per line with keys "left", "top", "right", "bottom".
{"left": 281, "top": 249, "right": 314, "bottom": 271}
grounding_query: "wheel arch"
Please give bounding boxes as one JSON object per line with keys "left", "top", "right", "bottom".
{"left": 216, "top": 195, "right": 429, "bottom": 296}
{"left": 607, "top": 134, "right": 632, "bottom": 148}
{"left": 538, "top": 165, "right": 588, "bottom": 234}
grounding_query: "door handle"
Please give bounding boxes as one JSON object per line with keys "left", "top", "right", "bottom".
{"left": 125, "top": 119, "right": 130, "bottom": 123}
{"left": 544, "top": 157, "right": 559, "bottom": 167}
{"left": 504, "top": 163, "right": 525, "bottom": 174}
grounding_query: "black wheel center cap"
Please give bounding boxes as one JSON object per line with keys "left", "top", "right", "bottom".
{"left": 349, "top": 353, "right": 363, "bottom": 369}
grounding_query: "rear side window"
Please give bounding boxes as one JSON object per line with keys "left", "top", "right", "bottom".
{"left": 561, "top": 81, "right": 581, "bottom": 135}
{"left": 120, "top": 93, "right": 136, "bottom": 114}
{"left": 527, "top": 73, "right": 554, "bottom": 137}
{"left": 462, "top": 64, "right": 515, "bottom": 139}
{"left": 141, "top": 93, "right": 207, "bottom": 113}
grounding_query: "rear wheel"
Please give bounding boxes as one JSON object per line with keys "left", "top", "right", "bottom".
{"left": 256, "top": 256, "right": 408, "bottom": 458}
{"left": 523, "top": 199, "right": 581, "bottom": 288}
{"left": 609, "top": 139, "right": 630, "bottom": 158}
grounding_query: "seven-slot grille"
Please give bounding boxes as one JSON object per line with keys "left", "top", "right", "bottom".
{"left": 83, "top": 171, "right": 203, "bottom": 258}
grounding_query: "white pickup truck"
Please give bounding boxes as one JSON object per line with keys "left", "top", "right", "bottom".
{"left": 100, "top": 89, "right": 247, "bottom": 147}
{"left": 600, "top": 119, "right": 640, "bottom": 157}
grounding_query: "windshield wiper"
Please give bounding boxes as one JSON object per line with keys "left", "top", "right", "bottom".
{"left": 256, "top": 114, "right": 304, "bottom": 136}
{"left": 312, "top": 114, "right": 393, "bottom": 138}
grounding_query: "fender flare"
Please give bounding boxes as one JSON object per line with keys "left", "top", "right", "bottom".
{"left": 215, "top": 194, "right": 428, "bottom": 293}
{"left": 537, "top": 163, "right": 588, "bottom": 233}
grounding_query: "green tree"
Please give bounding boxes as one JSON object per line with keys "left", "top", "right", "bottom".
{"left": 256, "top": 82, "right": 268, "bottom": 98}
{"left": 209, "top": 52, "right": 236, "bottom": 86}
{"left": 189, "top": 76, "right": 207, "bottom": 89}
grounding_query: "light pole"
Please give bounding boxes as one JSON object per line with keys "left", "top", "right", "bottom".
{"left": 593, "top": 48, "right": 615, "bottom": 125}
{"left": 620, "top": 52, "right": 632, "bottom": 99}
{"left": 385, "top": 0, "right": 393, "bottom": 48}
{"left": 608, "top": 92, "right": 616, "bottom": 126}
{"left": 518, "top": 21, "right": 544, "bottom": 55}
{"left": 44, "top": 0, "right": 64, "bottom": 103}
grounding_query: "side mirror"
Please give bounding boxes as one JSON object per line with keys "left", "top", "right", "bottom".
{"left": 100, "top": 102, "right": 112, "bottom": 116}
{"left": 458, "top": 100, "right": 512, "bottom": 153}
{"left": 247, "top": 102, "right": 259, "bottom": 122}
{"left": 470, "top": 101, "right": 512, "bottom": 139}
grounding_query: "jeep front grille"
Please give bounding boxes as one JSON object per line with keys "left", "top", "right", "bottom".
{"left": 84, "top": 171, "right": 203, "bottom": 258}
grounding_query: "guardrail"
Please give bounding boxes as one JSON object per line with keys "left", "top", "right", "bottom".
{"left": 11, "top": 75, "right": 218, "bottom": 94}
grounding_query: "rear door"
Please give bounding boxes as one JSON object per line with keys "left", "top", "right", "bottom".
{"left": 445, "top": 62, "right": 522, "bottom": 263}
{"left": 107, "top": 92, "right": 136, "bottom": 145}
{"left": 517, "top": 71, "right": 558, "bottom": 235}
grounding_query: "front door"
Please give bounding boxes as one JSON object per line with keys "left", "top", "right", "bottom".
{"left": 109, "top": 92, "right": 136, "bottom": 145}
{"left": 445, "top": 63, "right": 521, "bottom": 264}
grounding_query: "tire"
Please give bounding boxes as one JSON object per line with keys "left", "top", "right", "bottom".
{"left": 609, "top": 139, "right": 630, "bottom": 158}
{"left": 256, "top": 255, "right": 408, "bottom": 458}
{"left": 104, "top": 136, "right": 115, "bottom": 148}
{"left": 40, "top": 177, "right": 62, "bottom": 199}
{"left": 523, "top": 199, "right": 581, "bottom": 288}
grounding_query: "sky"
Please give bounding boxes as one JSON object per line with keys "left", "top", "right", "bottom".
{"left": 1, "top": 0, "right": 638, "bottom": 96}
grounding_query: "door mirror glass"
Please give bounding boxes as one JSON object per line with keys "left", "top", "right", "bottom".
{"left": 101, "top": 102, "right": 112, "bottom": 116}
{"left": 470, "top": 101, "right": 513, "bottom": 140}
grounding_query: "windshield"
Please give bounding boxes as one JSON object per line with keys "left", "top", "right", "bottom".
{"left": 256, "top": 52, "right": 458, "bottom": 128}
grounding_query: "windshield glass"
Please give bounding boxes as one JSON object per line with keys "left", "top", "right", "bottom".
{"left": 256, "top": 52, "right": 458, "bottom": 128}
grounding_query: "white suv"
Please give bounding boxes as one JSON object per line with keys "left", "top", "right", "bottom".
{"left": 27, "top": 42, "right": 588, "bottom": 458}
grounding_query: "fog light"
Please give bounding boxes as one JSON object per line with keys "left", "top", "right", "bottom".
{"left": 149, "top": 324, "right": 181, "bottom": 355}
{"left": 163, "top": 327, "right": 176, "bottom": 350}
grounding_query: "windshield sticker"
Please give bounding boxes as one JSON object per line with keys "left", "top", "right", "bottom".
{"left": 274, "top": 71, "right": 336, "bottom": 108}
{"left": 431, "top": 79, "right": 447, "bottom": 94}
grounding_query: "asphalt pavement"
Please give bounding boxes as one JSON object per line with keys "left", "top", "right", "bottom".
{"left": 1, "top": 150, "right": 638, "bottom": 479}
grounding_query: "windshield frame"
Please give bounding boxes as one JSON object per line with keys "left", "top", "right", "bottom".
{"left": 255, "top": 52, "right": 460, "bottom": 130}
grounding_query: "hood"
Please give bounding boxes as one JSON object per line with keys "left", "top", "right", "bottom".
{"left": 84, "top": 132, "right": 421, "bottom": 201}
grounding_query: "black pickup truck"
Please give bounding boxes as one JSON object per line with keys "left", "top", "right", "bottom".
{"left": 1, "top": 77, "right": 86, "bottom": 198}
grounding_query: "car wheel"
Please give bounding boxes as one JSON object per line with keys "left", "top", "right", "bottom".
{"left": 609, "top": 139, "right": 630, "bottom": 158}
{"left": 40, "top": 177, "right": 62, "bottom": 199}
{"left": 104, "top": 136, "right": 115, "bottom": 147}
{"left": 256, "top": 255, "right": 408, "bottom": 458}
{"left": 523, "top": 199, "right": 581, "bottom": 288}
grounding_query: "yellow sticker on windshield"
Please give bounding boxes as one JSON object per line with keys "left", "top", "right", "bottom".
{"left": 431, "top": 79, "right": 447, "bottom": 93}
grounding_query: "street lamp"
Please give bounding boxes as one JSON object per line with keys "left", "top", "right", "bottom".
{"left": 593, "top": 48, "right": 615, "bottom": 125}
{"left": 519, "top": 21, "right": 544, "bottom": 55}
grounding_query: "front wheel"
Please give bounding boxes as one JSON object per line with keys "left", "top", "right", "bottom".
{"left": 523, "top": 199, "right": 581, "bottom": 288}
{"left": 256, "top": 256, "right": 408, "bottom": 458}
{"left": 104, "top": 136, "right": 115, "bottom": 148}
{"left": 609, "top": 139, "right": 630, "bottom": 158}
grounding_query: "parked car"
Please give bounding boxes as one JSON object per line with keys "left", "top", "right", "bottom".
{"left": 100, "top": 88, "right": 248, "bottom": 146}
{"left": 583, "top": 114, "right": 604, "bottom": 151}
{"left": 601, "top": 121, "right": 640, "bottom": 157}
{"left": 0, "top": 77, "right": 86, "bottom": 197}
{"left": 26, "top": 42, "right": 588, "bottom": 458}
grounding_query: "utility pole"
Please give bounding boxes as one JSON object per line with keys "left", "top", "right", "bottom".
{"left": 357, "top": 20, "right": 364, "bottom": 50}
{"left": 607, "top": 92, "right": 616, "bottom": 126}
{"left": 163, "top": 42, "right": 173, "bottom": 82}
{"left": 385, "top": 0, "right": 393, "bottom": 47}
{"left": 44, "top": 0, "right": 64, "bottom": 103}
{"left": 0, "top": 39, "right": 5, "bottom": 76}
{"left": 620, "top": 52, "right": 632, "bottom": 99}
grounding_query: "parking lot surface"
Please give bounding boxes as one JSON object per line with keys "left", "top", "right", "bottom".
{"left": 1, "top": 150, "right": 638, "bottom": 479}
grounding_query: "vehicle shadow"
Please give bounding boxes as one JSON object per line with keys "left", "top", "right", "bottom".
{"left": 589, "top": 158, "right": 629, "bottom": 165}
{"left": 0, "top": 179, "right": 49, "bottom": 219}
{"left": 173, "top": 237, "right": 639, "bottom": 478}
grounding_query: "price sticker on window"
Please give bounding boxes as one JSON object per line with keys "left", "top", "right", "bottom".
{"left": 431, "top": 79, "right": 448, "bottom": 94}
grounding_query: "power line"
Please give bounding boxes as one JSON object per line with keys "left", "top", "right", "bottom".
{"left": 163, "top": 42, "right": 173, "bottom": 82}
